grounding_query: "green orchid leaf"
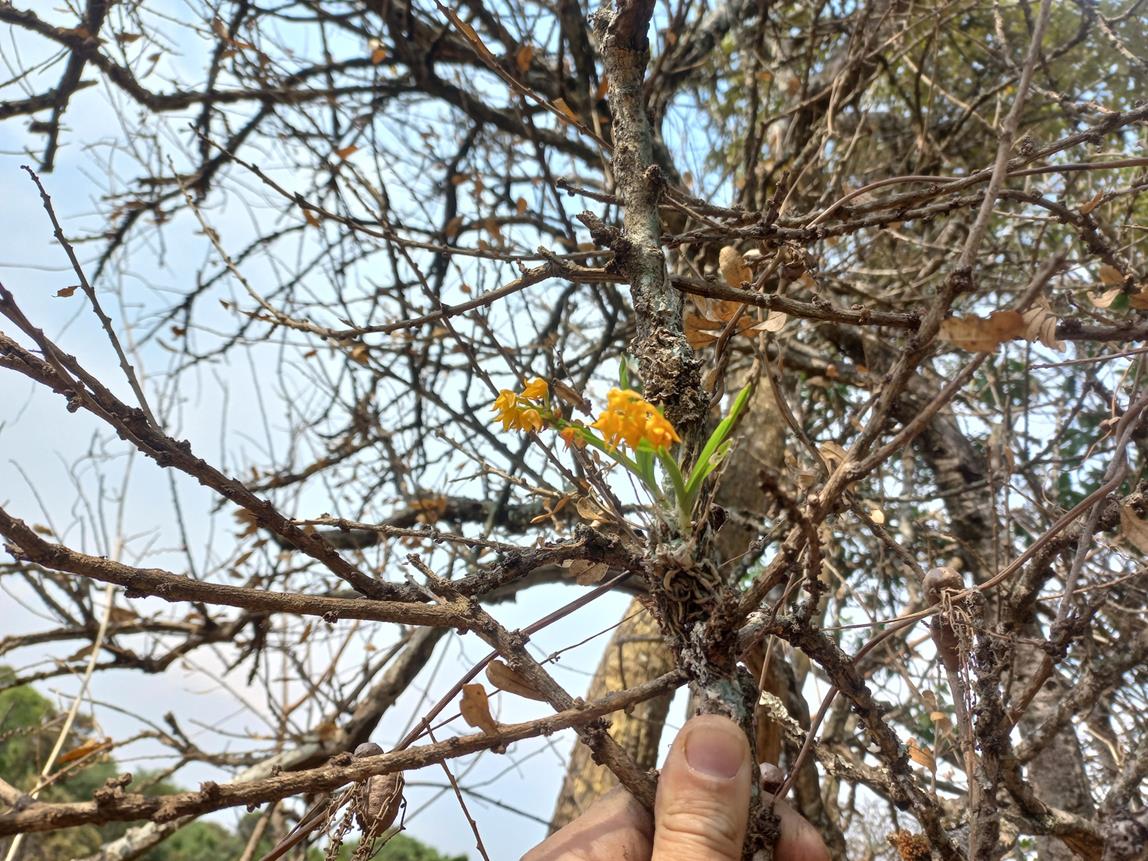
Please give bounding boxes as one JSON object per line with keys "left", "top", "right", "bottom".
{"left": 684, "top": 383, "right": 752, "bottom": 501}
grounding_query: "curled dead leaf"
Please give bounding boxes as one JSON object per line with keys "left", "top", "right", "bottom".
{"left": 718, "top": 245, "right": 752, "bottom": 288}
{"left": 930, "top": 710, "right": 952, "bottom": 735}
{"left": 563, "top": 558, "right": 610, "bottom": 585}
{"left": 486, "top": 659, "right": 547, "bottom": 701}
{"left": 819, "top": 441, "right": 848, "bottom": 468}
{"left": 1090, "top": 287, "right": 1123, "bottom": 308}
{"left": 684, "top": 312, "right": 725, "bottom": 348}
{"left": 751, "top": 311, "right": 787, "bottom": 333}
{"left": 1021, "top": 304, "right": 1064, "bottom": 352}
{"left": 1079, "top": 191, "right": 1104, "bottom": 215}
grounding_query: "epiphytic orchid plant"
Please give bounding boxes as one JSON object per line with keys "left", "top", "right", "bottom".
{"left": 493, "top": 367, "right": 751, "bottom": 534}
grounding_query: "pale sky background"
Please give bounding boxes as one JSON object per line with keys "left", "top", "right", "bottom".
{"left": 0, "top": 10, "right": 696, "bottom": 860}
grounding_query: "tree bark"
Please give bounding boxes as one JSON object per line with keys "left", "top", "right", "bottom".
{"left": 549, "top": 601, "right": 676, "bottom": 830}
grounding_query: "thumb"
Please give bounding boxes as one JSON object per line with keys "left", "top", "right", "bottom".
{"left": 652, "top": 715, "right": 751, "bottom": 861}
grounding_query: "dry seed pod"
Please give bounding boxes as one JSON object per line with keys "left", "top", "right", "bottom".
{"left": 923, "top": 567, "right": 963, "bottom": 604}
{"left": 923, "top": 567, "right": 964, "bottom": 672}
{"left": 356, "top": 771, "right": 404, "bottom": 834}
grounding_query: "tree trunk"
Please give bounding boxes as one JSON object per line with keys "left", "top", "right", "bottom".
{"left": 549, "top": 599, "right": 675, "bottom": 830}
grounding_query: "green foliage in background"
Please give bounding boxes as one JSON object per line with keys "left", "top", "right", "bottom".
{"left": 0, "top": 669, "right": 464, "bottom": 861}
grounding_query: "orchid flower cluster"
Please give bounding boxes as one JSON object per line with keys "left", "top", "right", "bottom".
{"left": 491, "top": 371, "right": 750, "bottom": 533}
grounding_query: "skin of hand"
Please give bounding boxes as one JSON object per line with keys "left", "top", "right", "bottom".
{"left": 523, "top": 714, "right": 831, "bottom": 861}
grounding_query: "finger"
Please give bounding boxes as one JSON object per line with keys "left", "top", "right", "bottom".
{"left": 652, "top": 715, "right": 752, "bottom": 861}
{"left": 764, "top": 794, "right": 832, "bottom": 861}
{"left": 522, "top": 785, "right": 653, "bottom": 861}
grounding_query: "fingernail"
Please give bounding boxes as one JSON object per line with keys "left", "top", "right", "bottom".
{"left": 684, "top": 721, "right": 744, "bottom": 779}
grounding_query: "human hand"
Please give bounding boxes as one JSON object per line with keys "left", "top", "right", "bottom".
{"left": 523, "top": 714, "right": 831, "bottom": 860}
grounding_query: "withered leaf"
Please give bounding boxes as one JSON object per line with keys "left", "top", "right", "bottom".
{"left": 1129, "top": 286, "right": 1148, "bottom": 310}
{"left": 906, "top": 738, "right": 936, "bottom": 772}
{"left": 515, "top": 45, "right": 533, "bottom": 74}
{"left": 1090, "top": 287, "right": 1122, "bottom": 308}
{"left": 1120, "top": 503, "right": 1148, "bottom": 554}
{"left": 460, "top": 683, "right": 498, "bottom": 733}
{"left": 563, "top": 558, "right": 610, "bottom": 584}
{"left": 1099, "top": 264, "right": 1125, "bottom": 286}
{"left": 718, "top": 245, "right": 752, "bottom": 289}
{"left": 930, "top": 710, "right": 952, "bottom": 735}
{"left": 553, "top": 97, "right": 578, "bottom": 123}
{"left": 938, "top": 310, "right": 1024, "bottom": 353}
{"left": 750, "top": 311, "right": 787, "bottom": 334}
{"left": 56, "top": 285, "right": 77, "bottom": 298}
{"left": 486, "top": 659, "right": 547, "bottom": 701}
{"left": 1079, "top": 192, "right": 1104, "bottom": 215}
{"left": 59, "top": 739, "right": 109, "bottom": 764}
{"left": 819, "top": 441, "right": 848, "bottom": 468}
{"left": 1021, "top": 304, "right": 1064, "bottom": 352}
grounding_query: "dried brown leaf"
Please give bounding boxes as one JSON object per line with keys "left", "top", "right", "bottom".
{"left": 1129, "top": 286, "right": 1148, "bottom": 310}
{"left": 486, "top": 659, "right": 547, "bottom": 701}
{"left": 59, "top": 739, "right": 108, "bottom": 764}
{"left": 684, "top": 312, "right": 723, "bottom": 348}
{"left": 1079, "top": 192, "right": 1104, "bottom": 215}
{"left": 750, "top": 311, "right": 787, "bottom": 333}
{"left": 515, "top": 44, "right": 533, "bottom": 74}
{"left": 1120, "top": 503, "right": 1148, "bottom": 554}
{"left": 1021, "top": 304, "right": 1064, "bottom": 352}
{"left": 718, "top": 245, "right": 752, "bottom": 288}
{"left": 1089, "top": 287, "right": 1122, "bottom": 308}
{"left": 553, "top": 98, "right": 578, "bottom": 123}
{"left": 819, "top": 441, "right": 848, "bottom": 468}
{"left": 563, "top": 559, "right": 610, "bottom": 585}
{"left": 460, "top": 683, "right": 498, "bottom": 733}
{"left": 1099, "top": 264, "right": 1125, "bottom": 286}
{"left": 906, "top": 738, "right": 935, "bottom": 772}
{"left": 938, "top": 310, "right": 1024, "bottom": 353}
